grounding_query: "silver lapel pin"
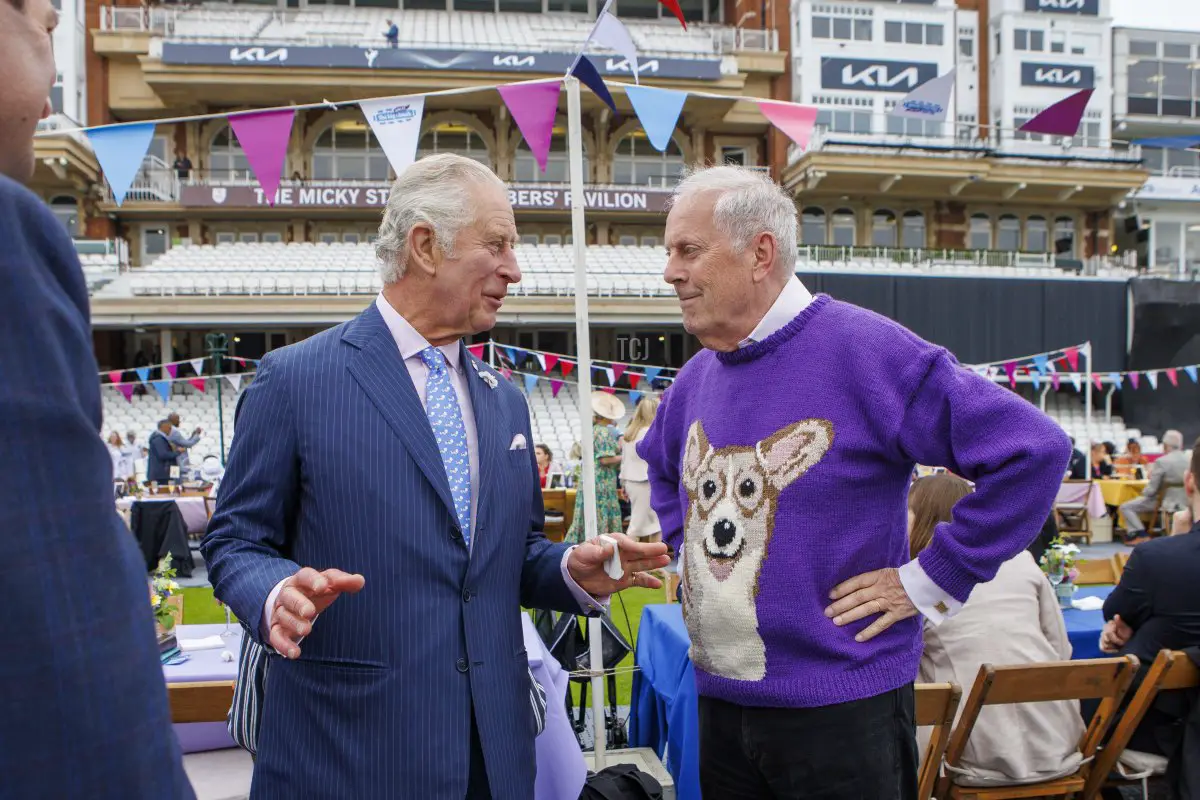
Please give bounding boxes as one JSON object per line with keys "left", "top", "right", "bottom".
{"left": 479, "top": 370, "right": 498, "bottom": 390}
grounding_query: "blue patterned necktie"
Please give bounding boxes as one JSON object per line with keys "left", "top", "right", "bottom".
{"left": 420, "top": 347, "right": 472, "bottom": 547}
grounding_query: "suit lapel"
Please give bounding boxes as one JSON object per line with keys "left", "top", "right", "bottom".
{"left": 344, "top": 306, "right": 458, "bottom": 526}
{"left": 463, "top": 345, "right": 506, "bottom": 547}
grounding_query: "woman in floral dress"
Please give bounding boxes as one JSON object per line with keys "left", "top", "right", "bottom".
{"left": 567, "top": 395, "right": 625, "bottom": 544}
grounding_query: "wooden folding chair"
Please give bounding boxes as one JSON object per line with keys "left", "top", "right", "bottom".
{"left": 541, "top": 488, "right": 567, "bottom": 542}
{"left": 167, "top": 680, "right": 236, "bottom": 724}
{"left": 916, "top": 683, "right": 962, "bottom": 800}
{"left": 1110, "top": 553, "right": 1128, "bottom": 583}
{"left": 1075, "top": 558, "right": 1118, "bottom": 586}
{"left": 1055, "top": 479, "right": 1094, "bottom": 544}
{"left": 935, "top": 656, "right": 1139, "bottom": 799}
{"left": 1083, "top": 650, "right": 1200, "bottom": 799}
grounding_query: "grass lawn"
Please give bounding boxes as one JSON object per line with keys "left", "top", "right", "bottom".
{"left": 181, "top": 585, "right": 668, "bottom": 706}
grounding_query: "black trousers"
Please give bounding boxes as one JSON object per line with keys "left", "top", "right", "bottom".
{"left": 699, "top": 685, "right": 919, "bottom": 800}
{"left": 466, "top": 709, "right": 492, "bottom": 800}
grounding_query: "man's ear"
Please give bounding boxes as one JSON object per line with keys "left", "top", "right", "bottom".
{"left": 407, "top": 222, "right": 439, "bottom": 277}
{"left": 750, "top": 231, "right": 778, "bottom": 283}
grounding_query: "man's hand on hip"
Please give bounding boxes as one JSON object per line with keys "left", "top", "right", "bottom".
{"left": 826, "top": 567, "right": 918, "bottom": 643}
{"left": 567, "top": 533, "right": 670, "bottom": 596}
{"left": 270, "top": 567, "right": 365, "bottom": 659}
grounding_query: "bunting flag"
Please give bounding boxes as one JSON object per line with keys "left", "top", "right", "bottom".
{"left": 190, "top": 358, "right": 205, "bottom": 375}
{"left": 1130, "top": 135, "right": 1200, "bottom": 149}
{"left": 572, "top": 56, "right": 617, "bottom": 113}
{"left": 467, "top": 343, "right": 487, "bottom": 360}
{"left": 1147, "top": 370, "right": 1159, "bottom": 390}
{"left": 166, "top": 364, "right": 178, "bottom": 379}
{"left": 1065, "top": 347, "right": 1080, "bottom": 372}
{"left": 234, "top": 357, "right": 247, "bottom": 367}
{"left": 227, "top": 374, "right": 243, "bottom": 393}
{"left": 360, "top": 95, "right": 426, "bottom": 177}
{"left": 1050, "top": 372, "right": 1061, "bottom": 391}
{"left": 601, "top": 386, "right": 617, "bottom": 394}
{"left": 151, "top": 379, "right": 171, "bottom": 404}
{"left": 604, "top": 367, "right": 616, "bottom": 386}
{"left": 1167, "top": 368, "right": 1179, "bottom": 387}
{"left": 501, "top": 368, "right": 513, "bottom": 380}
{"left": 629, "top": 391, "right": 643, "bottom": 406}
{"left": 544, "top": 354, "right": 560, "bottom": 372}
{"left": 629, "top": 373, "right": 642, "bottom": 390}
{"left": 1186, "top": 366, "right": 1199, "bottom": 384}
{"left": 189, "top": 378, "right": 207, "bottom": 393}
{"left": 551, "top": 379, "right": 564, "bottom": 398}
{"left": 625, "top": 85, "right": 688, "bottom": 152}
{"left": 889, "top": 69, "right": 955, "bottom": 124}
{"left": 136, "top": 367, "right": 150, "bottom": 384}
{"left": 1130, "top": 372, "right": 1140, "bottom": 390}
{"left": 524, "top": 374, "right": 539, "bottom": 395}
{"left": 1109, "top": 372, "right": 1123, "bottom": 389}
{"left": 504, "top": 346, "right": 520, "bottom": 365}
{"left": 1004, "top": 362, "right": 1017, "bottom": 389}
{"left": 535, "top": 353, "right": 547, "bottom": 372}
{"left": 1092, "top": 374, "right": 1103, "bottom": 392}
{"left": 1031, "top": 373, "right": 1041, "bottom": 391}
{"left": 658, "top": 0, "right": 687, "bottom": 28}
{"left": 228, "top": 109, "right": 295, "bottom": 207}
{"left": 757, "top": 100, "right": 820, "bottom": 152}
{"left": 1019, "top": 89, "right": 1094, "bottom": 137}
{"left": 643, "top": 366, "right": 661, "bottom": 385}
{"left": 612, "top": 364, "right": 627, "bottom": 383}
{"left": 1032, "top": 354, "right": 1049, "bottom": 375}
{"left": 1070, "top": 374, "right": 1082, "bottom": 392}
{"left": 561, "top": 360, "right": 576, "bottom": 378}
{"left": 107, "top": 370, "right": 122, "bottom": 384}
{"left": 117, "top": 383, "right": 135, "bottom": 403}
{"left": 86, "top": 123, "right": 156, "bottom": 206}
{"left": 589, "top": 10, "right": 639, "bottom": 84}
{"left": 499, "top": 81, "right": 562, "bottom": 173}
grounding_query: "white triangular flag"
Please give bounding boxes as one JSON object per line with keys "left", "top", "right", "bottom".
{"left": 589, "top": 11, "right": 639, "bottom": 84}
{"left": 1147, "top": 370, "right": 1159, "bottom": 390}
{"left": 360, "top": 95, "right": 426, "bottom": 178}
{"left": 536, "top": 353, "right": 547, "bottom": 372}
{"left": 226, "top": 374, "right": 243, "bottom": 393}
{"left": 890, "top": 69, "right": 956, "bottom": 123}
{"left": 190, "top": 358, "right": 205, "bottom": 375}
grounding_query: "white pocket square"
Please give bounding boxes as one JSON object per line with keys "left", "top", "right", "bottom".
{"left": 509, "top": 434, "right": 527, "bottom": 451}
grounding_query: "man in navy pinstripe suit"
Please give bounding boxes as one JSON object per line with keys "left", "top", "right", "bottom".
{"left": 203, "top": 154, "right": 669, "bottom": 799}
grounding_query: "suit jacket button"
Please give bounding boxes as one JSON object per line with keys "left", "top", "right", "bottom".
{"left": 462, "top": 589, "right": 473, "bottom": 603}
{"left": 449, "top": 526, "right": 462, "bottom": 541}
{"left": 456, "top": 658, "right": 469, "bottom": 673}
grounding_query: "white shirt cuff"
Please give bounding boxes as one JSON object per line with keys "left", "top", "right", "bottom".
{"left": 898, "top": 559, "right": 963, "bottom": 625}
{"left": 561, "top": 546, "right": 609, "bottom": 614}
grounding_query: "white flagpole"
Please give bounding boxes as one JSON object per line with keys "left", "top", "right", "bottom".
{"left": 566, "top": 75, "right": 608, "bottom": 769}
{"left": 1084, "top": 341, "right": 1093, "bottom": 477}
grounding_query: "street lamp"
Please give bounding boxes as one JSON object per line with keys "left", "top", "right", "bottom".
{"left": 204, "top": 332, "right": 229, "bottom": 465}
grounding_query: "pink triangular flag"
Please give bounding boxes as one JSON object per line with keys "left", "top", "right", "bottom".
{"left": 107, "top": 370, "right": 122, "bottom": 384}
{"left": 612, "top": 364, "right": 627, "bottom": 383}
{"left": 1064, "top": 347, "right": 1079, "bottom": 372}
{"left": 166, "top": 363, "right": 178, "bottom": 379}
{"left": 467, "top": 343, "right": 486, "bottom": 359}
{"left": 629, "top": 373, "right": 642, "bottom": 390}
{"left": 561, "top": 360, "right": 576, "bottom": 378}
{"left": 1003, "top": 362, "right": 1017, "bottom": 388}
{"left": 544, "top": 354, "right": 560, "bottom": 373}
{"left": 1129, "top": 372, "right": 1140, "bottom": 390}
{"left": 1166, "top": 368, "right": 1178, "bottom": 387}
{"left": 1092, "top": 374, "right": 1103, "bottom": 391}
{"left": 551, "top": 380, "right": 564, "bottom": 398}
{"left": 228, "top": 109, "right": 296, "bottom": 207}
{"left": 1050, "top": 373, "right": 1061, "bottom": 391}
{"left": 601, "top": 387, "right": 616, "bottom": 394}
{"left": 118, "top": 383, "right": 135, "bottom": 402}
{"left": 757, "top": 100, "right": 820, "bottom": 151}
{"left": 189, "top": 378, "right": 206, "bottom": 393}
{"left": 498, "top": 82, "right": 561, "bottom": 173}
{"left": 501, "top": 368, "right": 512, "bottom": 380}
{"left": 1019, "top": 89, "right": 1094, "bottom": 137}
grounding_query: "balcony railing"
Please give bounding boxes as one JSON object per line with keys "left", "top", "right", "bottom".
{"left": 795, "top": 246, "right": 1138, "bottom": 277}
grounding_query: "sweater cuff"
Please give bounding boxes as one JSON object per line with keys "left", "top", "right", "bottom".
{"left": 898, "top": 559, "right": 963, "bottom": 625}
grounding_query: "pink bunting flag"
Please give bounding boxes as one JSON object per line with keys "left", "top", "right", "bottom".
{"left": 551, "top": 380, "right": 564, "bottom": 398}
{"left": 544, "top": 354, "right": 560, "bottom": 373}
{"left": 1003, "top": 361, "right": 1017, "bottom": 388}
{"left": 601, "top": 387, "right": 616, "bottom": 394}
{"left": 1166, "top": 368, "right": 1178, "bottom": 387}
{"left": 561, "top": 360, "right": 576, "bottom": 378}
{"left": 1019, "top": 89, "right": 1094, "bottom": 137}
{"left": 1064, "top": 347, "right": 1080, "bottom": 372}
{"left": 189, "top": 378, "right": 206, "bottom": 393}
{"left": 1129, "top": 372, "right": 1140, "bottom": 390}
{"left": 467, "top": 343, "right": 486, "bottom": 359}
{"left": 1092, "top": 374, "right": 1103, "bottom": 392}
{"left": 612, "top": 364, "right": 627, "bottom": 383}
{"left": 118, "top": 383, "right": 135, "bottom": 402}
{"left": 108, "top": 370, "right": 122, "bottom": 384}
{"left": 228, "top": 109, "right": 296, "bottom": 207}
{"left": 166, "top": 363, "right": 178, "bottom": 379}
{"left": 498, "top": 82, "right": 562, "bottom": 173}
{"left": 1050, "top": 373, "right": 1061, "bottom": 391}
{"left": 757, "top": 100, "right": 820, "bottom": 152}
{"left": 501, "top": 368, "right": 512, "bottom": 380}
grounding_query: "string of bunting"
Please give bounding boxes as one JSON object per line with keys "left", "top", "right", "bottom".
{"left": 99, "top": 355, "right": 261, "bottom": 379}
{"left": 103, "top": 371, "right": 257, "bottom": 403}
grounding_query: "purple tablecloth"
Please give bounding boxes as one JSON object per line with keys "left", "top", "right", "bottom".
{"left": 119, "top": 496, "right": 209, "bottom": 534}
{"left": 1056, "top": 481, "right": 1107, "bottom": 519}
{"left": 164, "top": 623, "right": 240, "bottom": 754}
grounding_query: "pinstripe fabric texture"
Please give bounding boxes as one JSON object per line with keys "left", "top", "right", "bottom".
{"left": 202, "top": 302, "right": 582, "bottom": 799}
{"left": 0, "top": 176, "right": 194, "bottom": 800}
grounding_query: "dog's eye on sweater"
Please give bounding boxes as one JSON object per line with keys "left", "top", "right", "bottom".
{"left": 702, "top": 480, "right": 717, "bottom": 499}
{"left": 738, "top": 478, "right": 755, "bottom": 498}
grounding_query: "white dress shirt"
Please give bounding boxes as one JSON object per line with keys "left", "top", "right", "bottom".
{"left": 740, "top": 277, "right": 961, "bottom": 624}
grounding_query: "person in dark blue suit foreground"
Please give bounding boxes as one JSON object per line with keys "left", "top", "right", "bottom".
{"left": 0, "top": 0, "right": 195, "bottom": 797}
{"left": 203, "top": 154, "right": 669, "bottom": 799}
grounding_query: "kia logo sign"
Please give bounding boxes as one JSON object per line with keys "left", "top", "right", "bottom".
{"left": 820, "top": 57, "right": 938, "bottom": 93}
{"left": 228, "top": 47, "right": 289, "bottom": 63}
{"left": 1021, "top": 62, "right": 1096, "bottom": 88}
{"left": 1024, "top": 0, "right": 1099, "bottom": 14}
{"left": 493, "top": 54, "right": 536, "bottom": 68}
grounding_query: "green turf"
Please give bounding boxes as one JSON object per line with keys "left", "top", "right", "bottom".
{"left": 182, "top": 586, "right": 233, "bottom": 625}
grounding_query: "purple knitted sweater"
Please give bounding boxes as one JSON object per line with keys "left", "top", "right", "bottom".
{"left": 638, "top": 294, "right": 1071, "bottom": 708}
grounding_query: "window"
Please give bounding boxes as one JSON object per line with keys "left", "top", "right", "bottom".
{"left": 209, "top": 127, "right": 250, "bottom": 180}
{"left": 418, "top": 122, "right": 491, "bottom": 165}
{"left": 1129, "top": 39, "right": 1158, "bottom": 57}
{"left": 958, "top": 36, "right": 973, "bottom": 58}
{"left": 894, "top": 21, "right": 942, "bottom": 46}
{"left": 720, "top": 146, "right": 748, "bottom": 166}
{"left": 49, "top": 196, "right": 79, "bottom": 235}
{"left": 640, "top": 236, "right": 658, "bottom": 247}
{"left": 854, "top": 19, "right": 871, "bottom": 41}
{"left": 813, "top": 14, "right": 869, "bottom": 41}
{"left": 545, "top": 234, "right": 564, "bottom": 245}
{"left": 1054, "top": 217, "right": 1075, "bottom": 256}
{"left": 833, "top": 17, "right": 851, "bottom": 40}
{"left": 831, "top": 209, "right": 856, "bottom": 247}
{"left": 969, "top": 214, "right": 991, "bottom": 250}
{"left": 313, "top": 120, "right": 389, "bottom": 181}
{"left": 618, "top": 235, "right": 637, "bottom": 246}
{"left": 997, "top": 215, "right": 1020, "bottom": 251}
{"left": 319, "top": 233, "right": 338, "bottom": 244}
{"left": 520, "top": 234, "right": 540, "bottom": 245}
{"left": 901, "top": 211, "right": 925, "bottom": 249}
{"left": 239, "top": 232, "right": 259, "bottom": 243}
{"left": 995, "top": 31, "right": 1001, "bottom": 55}
{"left": 1026, "top": 216, "right": 1048, "bottom": 252}
{"left": 802, "top": 208, "right": 826, "bottom": 246}
{"left": 1015, "top": 29, "right": 1027, "bottom": 50}
{"left": 1014, "top": 29, "right": 1044, "bottom": 52}
{"left": 613, "top": 132, "right": 684, "bottom": 187}
{"left": 1164, "top": 43, "right": 1191, "bottom": 59}
{"left": 886, "top": 110, "right": 940, "bottom": 139}
{"left": 142, "top": 226, "right": 169, "bottom": 264}
{"left": 1050, "top": 31, "right": 1065, "bottom": 54}
{"left": 514, "top": 128, "right": 589, "bottom": 183}
{"left": 215, "top": 232, "right": 236, "bottom": 245}
{"left": 263, "top": 232, "right": 283, "bottom": 243}
{"left": 343, "top": 233, "right": 360, "bottom": 244}
{"left": 816, "top": 108, "right": 872, "bottom": 135}
{"left": 813, "top": 16, "right": 831, "bottom": 38}
{"left": 885, "top": 20, "right": 901, "bottom": 43}
{"left": 927, "top": 24, "right": 943, "bottom": 46}
{"left": 872, "top": 210, "right": 897, "bottom": 247}
{"left": 498, "top": 0, "right": 542, "bottom": 11}
{"left": 1153, "top": 221, "right": 1181, "bottom": 270}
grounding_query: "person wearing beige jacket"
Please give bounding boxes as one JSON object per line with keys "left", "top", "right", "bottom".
{"left": 910, "top": 475, "right": 1086, "bottom": 788}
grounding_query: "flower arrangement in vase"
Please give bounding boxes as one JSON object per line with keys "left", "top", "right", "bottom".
{"left": 150, "top": 556, "right": 182, "bottom": 637}
{"left": 1039, "top": 538, "right": 1083, "bottom": 609}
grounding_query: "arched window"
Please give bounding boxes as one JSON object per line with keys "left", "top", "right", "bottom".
{"left": 801, "top": 207, "right": 826, "bottom": 245}
{"left": 418, "top": 122, "right": 491, "bottom": 166}
{"left": 514, "top": 128, "right": 589, "bottom": 183}
{"left": 1054, "top": 216, "right": 1076, "bottom": 256}
{"left": 209, "top": 127, "right": 250, "bottom": 180}
{"left": 50, "top": 196, "right": 79, "bottom": 235}
{"left": 612, "top": 131, "right": 685, "bottom": 187}
{"left": 969, "top": 213, "right": 991, "bottom": 249}
{"left": 831, "top": 208, "right": 856, "bottom": 246}
{"left": 901, "top": 210, "right": 925, "bottom": 249}
{"left": 997, "top": 214, "right": 1021, "bottom": 251}
{"left": 1026, "top": 215, "right": 1049, "bottom": 252}
{"left": 872, "top": 209, "right": 897, "bottom": 247}
{"left": 313, "top": 121, "right": 389, "bottom": 181}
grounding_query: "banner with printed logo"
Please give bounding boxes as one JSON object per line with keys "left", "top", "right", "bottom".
{"left": 360, "top": 95, "right": 427, "bottom": 178}
{"left": 889, "top": 69, "right": 955, "bottom": 123}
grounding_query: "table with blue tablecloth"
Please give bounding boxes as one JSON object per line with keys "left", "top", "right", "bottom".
{"left": 630, "top": 587, "right": 1114, "bottom": 800}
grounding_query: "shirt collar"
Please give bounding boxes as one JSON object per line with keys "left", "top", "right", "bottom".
{"left": 740, "top": 276, "right": 814, "bottom": 348}
{"left": 374, "top": 293, "right": 462, "bottom": 372}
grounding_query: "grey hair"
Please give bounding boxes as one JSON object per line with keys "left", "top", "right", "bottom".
{"left": 374, "top": 154, "right": 506, "bottom": 284}
{"left": 1163, "top": 429, "right": 1184, "bottom": 451}
{"left": 671, "top": 165, "right": 798, "bottom": 273}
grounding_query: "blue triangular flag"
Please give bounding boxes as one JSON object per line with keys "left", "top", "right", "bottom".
{"left": 86, "top": 123, "right": 156, "bottom": 206}
{"left": 643, "top": 366, "right": 662, "bottom": 386}
{"left": 136, "top": 367, "right": 150, "bottom": 384}
{"left": 1109, "top": 372, "right": 1123, "bottom": 389}
{"left": 1186, "top": 365, "right": 1199, "bottom": 384}
{"left": 629, "top": 390, "right": 643, "bottom": 406}
{"left": 1032, "top": 355, "right": 1049, "bottom": 375}
{"left": 524, "top": 374, "right": 538, "bottom": 395}
{"left": 1031, "top": 373, "right": 1041, "bottom": 391}
{"left": 625, "top": 85, "right": 688, "bottom": 152}
{"left": 504, "top": 347, "right": 519, "bottom": 365}
{"left": 571, "top": 55, "right": 617, "bottom": 113}
{"left": 151, "top": 379, "right": 171, "bottom": 404}
{"left": 1070, "top": 374, "right": 1082, "bottom": 392}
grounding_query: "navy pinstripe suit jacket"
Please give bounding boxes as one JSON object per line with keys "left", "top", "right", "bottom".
{"left": 0, "top": 176, "right": 193, "bottom": 799}
{"left": 203, "top": 302, "right": 583, "bottom": 799}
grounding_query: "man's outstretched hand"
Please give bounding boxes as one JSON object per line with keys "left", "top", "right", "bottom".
{"left": 567, "top": 533, "right": 670, "bottom": 596}
{"left": 269, "top": 567, "right": 365, "bottom": 659}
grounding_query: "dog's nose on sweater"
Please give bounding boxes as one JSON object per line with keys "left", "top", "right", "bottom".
{"left": 713, "top": 519, "right": 737, "bottom": 550}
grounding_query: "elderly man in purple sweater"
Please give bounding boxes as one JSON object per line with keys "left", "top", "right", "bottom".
{"left": 638, "top": 166, "right": 1071, "bottom": 799}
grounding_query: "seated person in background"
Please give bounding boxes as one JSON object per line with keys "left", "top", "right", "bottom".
{"left": 535, "top": 443, "right": 555, "bottom": 488}
{"left": 1091, "top": 441, "right": 1114, "bottom": 479}
{"left": 1067, "top": 437, "right": 1087, "bottom": 480}
{"left": 912, "top": 474, "right": 1086, "bottom": 787}
{"left": 1114, "top": 438, "right": 1149, "bottom": 479}
{"left": 1118, "top": 429, "right": 1190, "bottom": 545}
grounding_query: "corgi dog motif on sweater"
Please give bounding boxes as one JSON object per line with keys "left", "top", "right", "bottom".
{"left": 680, "top": 418, "right": 834, "bottom": 682}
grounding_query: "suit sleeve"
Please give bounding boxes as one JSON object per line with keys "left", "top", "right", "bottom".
{"left": 201, "top": 354, "right": 303, "bottom": 643}
{"left": 1141, "top": 459, "right": 1165, "bottom": 500}
{"left": 150, "top": 434, "right": 178, "bottom": 464}
{"left": 1103, "top": 546, "right": 1153, "bottom": 631}
{"left": 637, "top": 386, "right": 684, "bottom": 553}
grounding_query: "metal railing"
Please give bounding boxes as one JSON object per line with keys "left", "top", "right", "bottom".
{"left": 795, "top": 245, "right": 1138, "bottom": 277}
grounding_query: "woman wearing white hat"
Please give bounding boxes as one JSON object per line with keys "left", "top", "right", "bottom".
{"left": 566, "top": 393, "right": 625, "bottom": 544}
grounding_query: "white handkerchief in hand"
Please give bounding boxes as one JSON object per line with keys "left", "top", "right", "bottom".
{"left": 179, "top": 635, "right": 226, "bottom": 652}
{"left": 509, "top": 433, "right": 527, "bottom": 451}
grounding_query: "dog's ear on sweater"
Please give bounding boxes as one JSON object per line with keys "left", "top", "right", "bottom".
{"left": 757, "top": 419, "right": 834, "bottom": 493}
{"left": 682, "top": 420, "right": 712, "bottom": 490}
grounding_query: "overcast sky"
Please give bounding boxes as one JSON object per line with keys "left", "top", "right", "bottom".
{"left": 1111, "top": 0, "right": 1200, "bottom": 32}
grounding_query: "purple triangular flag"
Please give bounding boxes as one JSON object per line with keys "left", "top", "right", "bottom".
{"left": 571, "top": 55, "right": 617, "bottom": 113}
{"left": 499, "top": 82, "right": 561, "bottom": 173}
{"left": 166, "top": 363, "right": 178, "bottom": 379}
{"left": 1019, "top": 89, "right": 1094, "bottom": 137}
{"left": 118, "top": 383, "right": 135, "bottom": 403}
{"left": 228, "top": 109, "right": 295, "bottom": 207}
{"left": 1130, "top": 372, "right": 1140, "bottom": 390}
